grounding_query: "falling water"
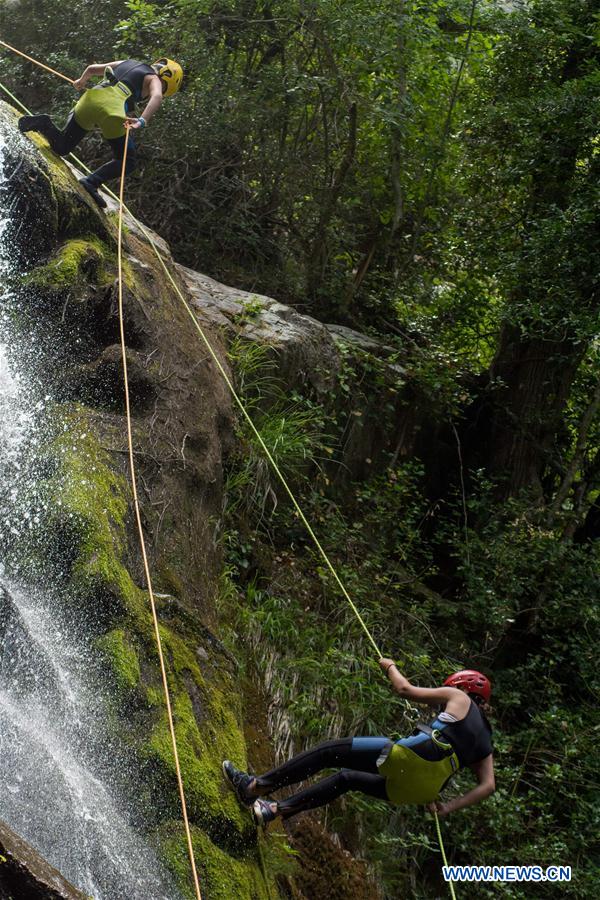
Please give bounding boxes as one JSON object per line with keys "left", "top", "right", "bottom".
{"left": 0, "top": 124, "right": 180, "bottom": 898}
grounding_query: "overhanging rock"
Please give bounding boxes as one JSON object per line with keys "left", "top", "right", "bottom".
{"left": 0, "top": 820, "right": 87, "bottom": 899}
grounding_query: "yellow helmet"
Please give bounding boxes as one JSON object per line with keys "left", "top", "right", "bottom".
{"left": 152, "top": 58, "right": 183, "bottom": 97}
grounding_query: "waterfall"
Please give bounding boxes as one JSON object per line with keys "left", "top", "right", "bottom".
{"left": 0, "top": 124, "right": 180, "bottom": 899}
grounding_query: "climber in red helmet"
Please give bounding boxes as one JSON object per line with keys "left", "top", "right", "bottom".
{"left": 223, "top": 663, "right": 495, "bottom": 826}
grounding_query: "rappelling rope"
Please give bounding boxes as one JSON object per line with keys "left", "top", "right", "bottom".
{"left": 114, "top": 210, "right": 456, "bottom": 899}
{"left": 0, "top": 77, "right": 35, "bottom": 114}
{"left": 0, "top": 49, "right": 379, "bottom": 654}
{"left": 129, "top": 235, "right": 385, "bottom": 657}
{"left": 120, "top": 209, "right": 458, "bottom": 900}
{"left": 129, "top": 248, "right": 458, "bottom": 900}
{"left": 0, "top": 44, "right": 456, "bottom": 898}
{"left": 110, "top": 141, "right": 458, "bottom": 900}
{"left": 434, "top": 807, "right": 455, "bottom": 897}
{"left": 0, "top": 39, "right": 74, "bottom": 84}
{"left": 117, "top": 135, "right": 202, "bottom": 900}
{"left": 115, "top": 213, "right": 458, "bottom": 900}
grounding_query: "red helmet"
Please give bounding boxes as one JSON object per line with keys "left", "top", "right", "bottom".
{"left": 444, "top": 669, "right": 491, "bottom": 703}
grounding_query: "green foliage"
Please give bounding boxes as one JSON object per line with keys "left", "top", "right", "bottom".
{"left": 221, "top": 331, "right": 600, "bottom": 894}
{"left": 4, "top": 0, "right": 600, "bottom": 895}
{"left": 1, "top": 0, "right": 496, "bottom": 317}
{"left": 225, "top": 339, "right": 329, "bottom": 516}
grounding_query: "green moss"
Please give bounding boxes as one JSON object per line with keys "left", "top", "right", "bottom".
{"left": 26, "top": 236, "right": 111, "bottom": 291}
{"left": 146, "top": 686, "right": 164, "bottom": 707}
{"left": 42, "top": 416, "right": 253, "bottom": 833}
{"left": 97, "top": 628, "right": 141, "bottom": 690}
{"left": 41, "top": 415, "right": 266, "bottom": 880}
{"left": 44, "top": 414, "right": 149, "bottom": 624}
{"left": 21, "top": 134, "right": 139, "bottom": 291}
{"left": 31, "top": 134, "right": 78, "bottom": 192}
{"left": 42, "top": 416, "right": 259, "bottom": 847}
{"left": 148, "top": 690, "right": 245, "bottom": 829}
{"left": 4, "top": 128, "right": 276, "bottom": 896}
{"left": 160, "top": 825, "right": 273, "bottom": 900}
{"left": 145, "top": 625, "right": 249, "bottom": 832}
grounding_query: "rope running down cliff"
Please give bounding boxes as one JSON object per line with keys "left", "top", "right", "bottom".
{"left": 116, "top": 134, "right": 203, "bottom": 900}
{"left": 0, "top": 45, "right": 457, "bottom": 900}
{"left": 0, "top": 67, "right": 203, "bottom": 900}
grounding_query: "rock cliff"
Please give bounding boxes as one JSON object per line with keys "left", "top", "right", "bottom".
{"left": 0, "top": 98, "right": 411, "bottom": 898}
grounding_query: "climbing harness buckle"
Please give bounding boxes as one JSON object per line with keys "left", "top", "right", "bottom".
{"left": 416, "top": 723, "right": 454, "bottom": 752}
{"left": 103, "top": 65, "right": 117, "bottom": 85}
{"left": 431, "top": 728, "right": 453, "bottom": 752}
{"left": 100, "top": 69, "right": 132, "bottom": 100}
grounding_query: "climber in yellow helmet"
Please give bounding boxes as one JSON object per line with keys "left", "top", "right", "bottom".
{"left": 18, "top": 58, "right": 183, "bottom": 209}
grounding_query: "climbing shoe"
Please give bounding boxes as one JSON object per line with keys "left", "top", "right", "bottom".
{"left": 79, "top": 177, "right": 108, "bottom": 210}
{"left": 18, "top": 114, "right": 52, "bottom": 135}
{"left": 222, "top": 760, "right": 256, "bottom": 807}
{"left": 252, "top": 798, "right": 277, "bottom": 828}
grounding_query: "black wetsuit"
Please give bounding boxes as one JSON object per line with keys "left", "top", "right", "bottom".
{"left": 438, "top": 700, "right": 493, "bottom": 766}
{"left": 112, "top": 60, "right": 156, "bottom": 114}
{"left": 256, "top": 702, "right": 492, "bottom": 819}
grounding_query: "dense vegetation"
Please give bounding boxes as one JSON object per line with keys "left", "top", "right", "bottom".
{"left": 1, "top": 0, "right": 598, "bottom": 896}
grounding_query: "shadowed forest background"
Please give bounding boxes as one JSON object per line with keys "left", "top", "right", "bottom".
{"left": 1, "top": 0, "right": 599, "bottom": 896}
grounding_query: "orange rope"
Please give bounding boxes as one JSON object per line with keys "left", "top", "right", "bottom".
{"left": 116, "top": 129, "right": 202, "bottom": 900}
{"left": 0, "top": 39, "right": 75, "bottom": 84}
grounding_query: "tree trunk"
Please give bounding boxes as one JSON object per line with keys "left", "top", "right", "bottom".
{"left": 486, "top": 328, "right": 582, "bottom": 499}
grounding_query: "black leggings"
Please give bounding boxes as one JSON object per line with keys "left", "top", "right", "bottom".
{"left": 31, "top": 112, "right": 137, "bottom": 186}
{"left": 255, "top": 738, "right": 388, "bottom": 819}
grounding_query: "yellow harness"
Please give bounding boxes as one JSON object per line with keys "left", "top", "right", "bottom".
{"left": 72, "top": 80, "right": 133, "bottom": 140}
{"left": 378, "top": 730, "right": 460, "bottom": 805}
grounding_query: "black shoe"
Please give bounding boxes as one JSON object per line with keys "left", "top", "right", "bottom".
{"left": 252, "top": 798, "right": 278, "bottom": 828}
{"left": 79, "top": 177, "right": 107, "bottom": 210}
{"left": 222, "top": 760, "right": 256, "bottom": 807}
{"left": 18, "top": 114, "right": 52, "bottom": 135}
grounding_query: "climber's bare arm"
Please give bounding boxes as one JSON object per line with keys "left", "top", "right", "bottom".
{"left": 379, "top": 659, "right": 471, "bottom": 717}
{"left": 428, "top": 754, "right": 495, "bottom": 817}
{"left": 73, "top": 61, "right": 123, "bottom": 91}
{"left": 128, "top": 76, "right": 164, "bottom": 126}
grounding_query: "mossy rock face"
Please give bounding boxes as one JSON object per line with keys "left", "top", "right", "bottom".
{"left": 159, "top": 825, "right": 271, "bottom": 900}
{"left": 144, "top": 626, "right": 251, "bottom": 838}
{"left": 4, "top": 103, "right": 276, "bottom": 899}
{"left": 1, "top": 103, "right": 105, "bottom": 253}
{"left": 96, "top": 628, "right": 141, "bottom": 692}
{"left": 29, "top": 369, "right": 263, "bottom": 896}
{"left": 32, "top": 417, "right": 144, "bottom": 626}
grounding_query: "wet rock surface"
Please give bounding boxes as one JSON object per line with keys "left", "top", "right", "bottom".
{"left": 0, "top": 820, "right": 86, "bottom": 899}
